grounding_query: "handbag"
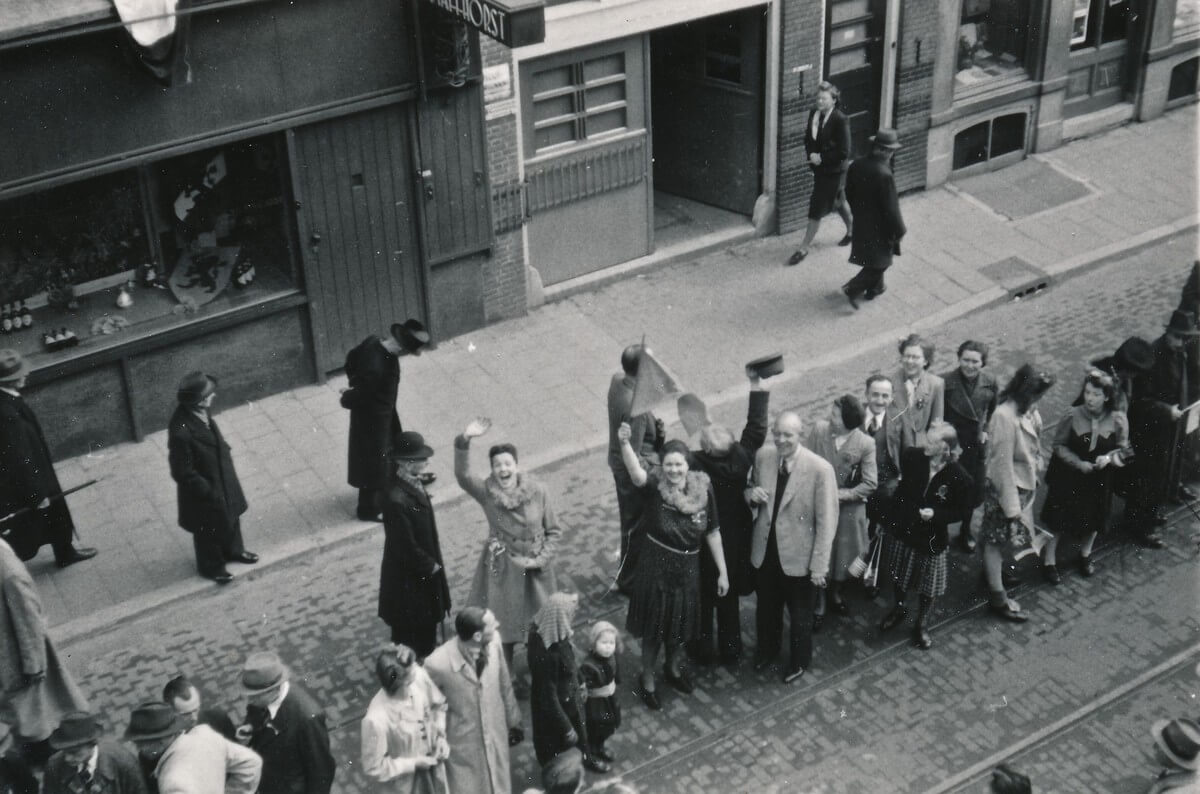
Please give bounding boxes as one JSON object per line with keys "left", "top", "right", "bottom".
{"left": 850, "top": 532, "right": 883, "bottom": 586}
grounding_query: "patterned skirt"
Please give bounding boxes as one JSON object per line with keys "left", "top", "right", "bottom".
{"left": 884, "top": 535, "right": 948, "bottom": 599}
{"left": 979, "top": 484, "right": 1034, "bottom": 548}
{"left": 626, "top": 535, "right": 701, "bottom": 647}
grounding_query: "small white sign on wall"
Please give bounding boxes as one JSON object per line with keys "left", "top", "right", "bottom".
{"left": 483, "top": 63, "right": 513, "bottom": 104}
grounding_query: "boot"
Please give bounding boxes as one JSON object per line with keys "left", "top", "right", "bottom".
{"left": 912, "top": 596, "right": 933, "bottom": 650}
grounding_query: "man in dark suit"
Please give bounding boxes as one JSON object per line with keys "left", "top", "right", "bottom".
{"left": 940, "top": 341, "right": 998, "bottom": 552}
{"left": 0, "top": 349, "right": 96, "bottom": 568}
{"left": 842, "top": 128, "right": 907, "bottom": 309}
{"left": 378, "top": 431, "right": 451, "bottom": 658}
{"left": 341, "top": 319, "right": 430, "bottom": 521}
{"left": 606, "top": 344, "right": 660, "bottom": 593}
{"left": 239, "top": 652, "right": 335, "bottom": 794}
{"left": 788, "top": 80, "right": 853, "bottom": 265}
{"left": 167, "top": 371, "right": 258, "bottom": 585}
{"left": 43, "top": 711, "right": 147, "bottom": 794}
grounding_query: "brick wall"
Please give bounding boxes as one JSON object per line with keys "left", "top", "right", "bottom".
{"left": 893, "top": 2, "right": 937, "bottom": 193}
{"left": 479, "top": 37, "right": 527, "bottom": 323}
{"left": 777, "top": 0, "right": 824, "bottom": 234}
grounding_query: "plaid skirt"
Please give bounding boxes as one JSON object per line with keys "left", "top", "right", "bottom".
{"left": 979, "top": 484, "right": 1034, "bottom": 548}
{"left": 885, "top": 535, "right": 948, "bottom": 599}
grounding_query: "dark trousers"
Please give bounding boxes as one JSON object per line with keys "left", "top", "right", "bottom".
{"left": 844, "top": 267, "right": 885, "bottom": 298}
{"left": 193, "top": 518, "right": 246, "bottom": 579}
{"left": 391, "top": 621, "right": 439, "bottom": 659}
{"left": 754, "top": 533, "right": 814, "bottom": 670}
{"left": 697, "top": 547, "right": 742, "bottom": 658}
{"left": 612, "top": 468, "right": 644, "bottom": 592}
{"left": 357, "top": 487, "right": 382, "bottom": 518}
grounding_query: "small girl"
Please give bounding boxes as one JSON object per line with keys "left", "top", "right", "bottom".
{"left": 579, "top": 621, "right": 622, "bottom": 764}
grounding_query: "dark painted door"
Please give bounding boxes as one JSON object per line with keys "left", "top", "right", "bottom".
{"left": 650, "top": 8, "right": 765, "bottom": 215}
{"left": 826, "top": 0, "right": 886, "bottom": 158}
{"left": 290, "top": 105, "right": 426, "bottom": 373}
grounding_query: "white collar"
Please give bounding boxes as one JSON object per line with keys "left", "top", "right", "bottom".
{"left": 80, "top": 744, "right": 99, "bottom": 777}
{"left": 266, "top": 681, "right": 289, "bottom": 719}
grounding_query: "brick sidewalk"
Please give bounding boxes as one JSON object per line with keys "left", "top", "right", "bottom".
{"left": 32, "top": 104, "right": 1199, "bottom": 637}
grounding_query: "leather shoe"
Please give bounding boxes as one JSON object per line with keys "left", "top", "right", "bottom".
{"left": 913, "top": 626, "right": 932, "bottom": 650}
{"left": 637, "top": 687, "right": 661, "bottom": 711}
{"left": 879, "top": 605, "right": 907, "bottom": 632}
{"left": 1042, "top": 564, "right": 1061, "bottom": 586}
{"left": 56, "top": 546, "right": 98, "bottom": 568}
{"left": 753, "top": 655, "right": 775, "bottom": 673}
{"left": 1079, "top": 555, "right": 1096, "bottom": 577}
{"left": 231, "top": 552, "right": 259, "bottom": 565}
{"left": 782, "top": 667, "right": 806, "bottom": 685}
{"left": 837, "top": 234, "right": 853, "bottom": 246}
{"left": 842, "top": 287, "right": 860, "bottom": 310}
{"left": 787, "top": 250, "right": 807, "bottom": 266}
{"left": 592, "top": 746, "right": 615, "bottom": 763}
{"left": 864, "top": 284, "right": 886, "bottom": 300}
{"left": 211, "top": 572, "right": 234, "bottom": 585}
{"left": 663, "top": 667, "right": 694, "bottom": 695}
{"left": 830, "top": 599, "right": 851, "bottom": 616}
{"left": 584, "top": 755, "right": 612, "bottom": 774}
{"left": 1001, "top": 567, "right": 1022, "bottom": 590}
{"left": 812, "top": 613, "right": 824, "bottom": 634}
{"left": 1139, "top": 533, "right": 1166, "bottom": 549}
{"left": 356, "top": 510, "right": 382, "bottom": 522}
{"left": 989, "top": 602, "right": 1028, "bottom": 623}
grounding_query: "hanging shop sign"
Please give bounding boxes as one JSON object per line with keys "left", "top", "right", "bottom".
{"left": 423, "top": 0, "right": 544, "bottom": 48}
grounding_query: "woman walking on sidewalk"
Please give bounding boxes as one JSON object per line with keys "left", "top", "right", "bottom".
{"left": 1039, "top": 369, "right": 1130, "bottom": 581}
{"left": 456, "top": 417, "right": 563, "bottom": 693}
{"left": 980, "top": 365, "right": 1055, "bottom": 623}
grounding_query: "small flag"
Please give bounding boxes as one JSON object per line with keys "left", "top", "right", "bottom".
{"left": 630, "top": 345, "right": 683, "bottom": 417}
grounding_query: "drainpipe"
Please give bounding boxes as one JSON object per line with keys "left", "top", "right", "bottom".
{"left": 879, "top": 0, "right": 901, "bottom": 128}
{"left": 753, "top": 0, "right": 782, "bottom": 235}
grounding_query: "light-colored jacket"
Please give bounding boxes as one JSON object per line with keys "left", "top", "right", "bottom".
{"left": 423, "top": 634, "right": 521, "bottom": 794}
{"left": 985, "top": 401, "right": 1045, "bottom": 518}
{"left": 747, "top": 445, "right": 839, "bottom": 579}
{"left": 891, "top": 368, "right": 946, "bottom": 451}
{"left": 360, "top": 667, "right": 449, "bottom": 791}
{"left": 156, "top": 724, "right": 262, "bottom": 794}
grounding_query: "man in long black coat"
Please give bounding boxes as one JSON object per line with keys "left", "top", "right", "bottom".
{"left": 341, "top": 320, "right": 430, "bottom": 521}
{"left": 0, "top": 350, "right": 96, "bottom": 567}
{"left": 378, "top": 431, "right": 450, "bottom": 658}
{"left": 167, "top": 371, "right": 257, "bottom": 584}
{"left": 689, "top": 369, "right": 770, "bottom": 663}
{"left": 842, "top": 128, "right": 907, "bottom": 309}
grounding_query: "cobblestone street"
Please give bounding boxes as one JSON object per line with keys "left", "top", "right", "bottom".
{"left": 52, "top": 228, "right": 1200, "bottom": 792}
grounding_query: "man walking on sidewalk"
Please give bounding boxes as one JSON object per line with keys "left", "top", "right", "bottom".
{"left": 0, "top": 350, "right": 97, "bottom": 569}
{"left": 842, "top": 129, "right": 907, "bottom": 310}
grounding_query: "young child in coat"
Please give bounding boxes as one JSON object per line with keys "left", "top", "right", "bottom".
{"left": 579, "top": 621, "right": 622, "bottom": 764}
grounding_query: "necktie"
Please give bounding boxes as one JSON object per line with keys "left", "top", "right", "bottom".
{"left": 867, "top": 417, "right": 878, "bottom": 435}
{"left": 78, "top": 768, "right": 93, "bottom": 788}
{"left": 475, "top": 649, "right": 487, "bottom": 678}
{"left": 906, "top": 379, "right": 916, "bottom": 406}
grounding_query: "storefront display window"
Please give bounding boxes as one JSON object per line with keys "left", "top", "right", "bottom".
{"left": 0, "top": 133, "right": 298, "bottom": 363}
{"left": 1175, "top": 0, "right": 1200, "bottom": 38}
{"left": 1070, "top": 0, "right": 1131, "bottom": 50}
{"left": 955, "top": 0, "right": 1032, "bottom": 95}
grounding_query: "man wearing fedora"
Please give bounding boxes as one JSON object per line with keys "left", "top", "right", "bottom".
{"left": 238, "top": 651, "right": 335, "bottom": 794}
{"left": 379, "top": 431, "right": 451, "bottom": 658}
{"left": 0, "top": 349, "right": 97, "bottom": 568}
{"left": 125, "top": 701, "right": 260, "bottom": 794}
{"left": 43, "top": 711, "right": 145, "bottom": 793}
{"left": 1146, "top": 309, "right": 1200, "bottom": 503}
{"left": 841, "top": 128, "right": 906, "bottom": 310}
{"left": 1148, "top": 717, "right": 1199, "bottom": 792}
{"left": 342, "top": 319, "right": 431, "bottom": 522}
{"left": 0, "top": 537, "right": 90, "bottom": 768}
{"left": 167, "top": 371, "right": 258, "bottom": 585}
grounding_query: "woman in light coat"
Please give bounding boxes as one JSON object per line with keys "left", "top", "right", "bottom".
{"left": 361, "top": 643, "right": 449, "bottom": 793}
{"left": 805, "top": 395, "right": 877, "bottom": 629}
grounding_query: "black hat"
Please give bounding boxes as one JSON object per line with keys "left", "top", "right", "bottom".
{"left": 49, "top": 711, "right": 103, "bottom": 750}
{"left": 1090, "top": 336, "right": 1154, "bottom": 374}
{"left": 389, "top": 431, "right": 435, "bottom": 461}
{"left": 389, "top": 319, "right": 431, "bottom": 354}
{"left": 125, "top": 702, "right": 183, "bottom": 742}
{"left": 746, "top": 353, "right": 784, "bottom": 380}
{"left": 1166, "top": 309, "right": 1200, "bottom": 337}
{"left": 0, "top": 349, "right": 29, "bottom": 383}
{"left": 869, "top": 128, "right": 902, "bottom": 150}
{"left": 177, "top": 371, "right": 217, "bottom": 405}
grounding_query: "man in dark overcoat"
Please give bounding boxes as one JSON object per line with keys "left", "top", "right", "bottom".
{"left": 239, "top": 652, "right": 334, "bottom": 794}
{"left": 0, "top": 350, "right": 97, "bottom": 567}
{"left": 940, "top": 340, "right": 998, "bottom": 552}
{"left": 341, "top": 319, "right": 430, "bottom": 521}
{"left": 842, "top": 128, "right": 906, "bottom": 309}
{"left": 689, "top": 366, "right": 770, "bottom": 663}
{"left": 167, "top": 372, "right": 258, "bottom": 585}
{"left": 378, "top": 431, "right": 450, "bottom": 659}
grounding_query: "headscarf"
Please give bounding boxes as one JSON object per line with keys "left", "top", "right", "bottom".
{"left": 533, "top": 592, "right": 578, "bottom": 646}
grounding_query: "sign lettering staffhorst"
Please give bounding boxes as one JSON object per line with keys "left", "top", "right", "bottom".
{"left": 426, "top": 0, "right": 510, "bottom": 44}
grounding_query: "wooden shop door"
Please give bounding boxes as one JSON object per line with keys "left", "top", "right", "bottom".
{"left": 826, "top": 0, "right": 887, "bottom": 158}
{"left": 290, "top": 105, "right": 427, "bottom": 373}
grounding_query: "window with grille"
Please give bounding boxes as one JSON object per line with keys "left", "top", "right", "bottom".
{"left": 529, "top": 53, "right": 629, "bottom": 153}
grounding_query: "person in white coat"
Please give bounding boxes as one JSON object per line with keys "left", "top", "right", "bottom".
{"left": 360, "top": 643, "right": 449, "bottom": 792}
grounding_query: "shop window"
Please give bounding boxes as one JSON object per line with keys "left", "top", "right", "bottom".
{"left": 0, "top": 133, "right": 297, "bottom": 361}
{"left": 1176, "top": 0, "right": 1200, "bottom": 38}
{"left": 955, "top": 0, "right": 1033, "bottom": 94}
{"left": 1169, "top": 57, "right": 1200, "bottom": 101}
{"left": 1071, "top": 0, "right": 1131, "bottom": 50}
{"left": 952, "top": 112, "right": 1027, "bottom": 170}
{"left": 530, "top": 54, "right": 629, "bottom": 153}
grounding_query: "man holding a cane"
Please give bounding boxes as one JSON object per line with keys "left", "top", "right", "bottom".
{"left": 0, "top": 350, "right": 96, "bottom": 568}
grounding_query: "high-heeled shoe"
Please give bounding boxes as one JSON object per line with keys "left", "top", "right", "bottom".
{"left": 879, "top": 605, "right": 907, "bottom": 632}
{"left": 989, "top": 601, "right": 1029, "bottom": 623}
{"left": 663, "top": 666, "right": 694, "bottom": 695}
{"left": 1079, "top": 555, "right": 1096, "bottom": 577}
{"left": 1042, "top": 564, "right": 1061, "bottom": 585}
{"left": 637, "top": 686, "right": 662, "bottom": 711}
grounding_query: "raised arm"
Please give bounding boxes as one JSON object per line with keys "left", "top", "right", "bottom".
{"left": 617, "top": 422, "right": 649, "bottom": 486}
{"left": 739, "top": 380, "right": 770, "bottom": 454}
{"left": 454, "top": 417, "right": 493, "bottom": 502}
